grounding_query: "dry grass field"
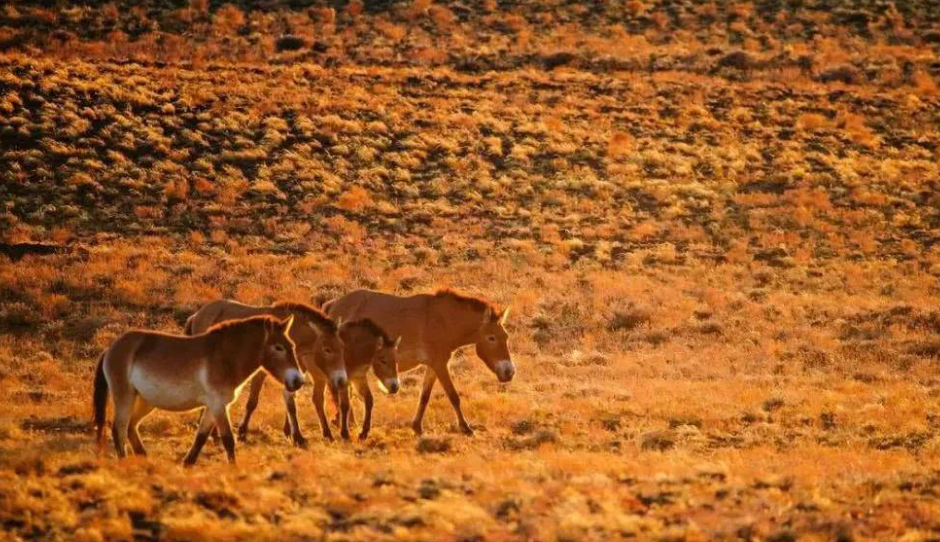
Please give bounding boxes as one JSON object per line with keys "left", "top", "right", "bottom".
{"left": 2, "top": 0, "right": 940, "bottom": 540}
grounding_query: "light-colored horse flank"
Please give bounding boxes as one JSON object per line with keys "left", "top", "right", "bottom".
{"left": 324, "top": 289, "right": 513, "bottom": 436}
{"left": 93, "top": 315, "right": 302, "bottom": 466}
{"left": 323, "top": 318, "right": 401, "bottom": 441}
{"left": 184, "top": 299, "right": 346, "bottom": 446}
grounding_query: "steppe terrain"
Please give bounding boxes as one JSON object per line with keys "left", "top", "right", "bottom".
{"left": 2, "top": 1, "right": 940, "bottom": 540}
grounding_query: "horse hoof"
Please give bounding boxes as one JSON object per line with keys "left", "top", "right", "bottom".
{"left": 411, "top": 422, "right": 423, "bottom": 435}
{"left": 323, "top": 433, "right": 334, "bottom": 442}
{"left": 460, "top": 425, "right": 474, "bottom": 436}
{"left": 293, "top": 436, "right": 308, "bottom": 448}
{"left": 237, "top": 431, "right": 248, "bottom": 443}
{"left": 340, "top": 431, "right": 351, "bottom": 441}
{"left": 358, "top": 432, "right": 369, "bottom": 441}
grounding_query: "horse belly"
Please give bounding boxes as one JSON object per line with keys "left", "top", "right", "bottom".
{"left": 130, "top": 363, "right": 203, "bottom": 412}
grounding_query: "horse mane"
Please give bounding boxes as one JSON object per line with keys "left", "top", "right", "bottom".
{"left": 343, "top": 318, "right": 395, "bottom": 346}
{"left": 272, "top": 301, "right": 338, "bottom": 333}
{"left": 204, "top": 315, "right": 274, "bottom": 335}
{"left": 434, "top": 288, "right": 499, "bottom": 320}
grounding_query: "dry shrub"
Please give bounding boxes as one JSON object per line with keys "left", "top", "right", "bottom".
{"left": 718, "top": 50, "right": 755, "bottom": 70}
{"left": 312, "top": 7, "right": 335, "bottom": 25}
{"left": 62, "top": 315, "right": 106, "bottom": 343}
{"left": 346, "top": 0, "right": 364, "bottom": 18}
{"left": 429, "top": 5, "right": 457, "bottom": 30}
{"left": 838, "top": 112, "right": 878, "bottom": 147}
{"left": 907, "top": 339, "right": 940, "bottom": 359}
{"left": 607, "top": 302, "right": 651, "bottom": 332}
{"left": 640, "top": 430, "right": 676, "bottom": 451}
{"left": 0, "top": 302, "right": 41, "bottom": 330}
{"left": 213, "top": 4, "right": 245, "bottom": 35}
{"left": 912, "top": 71, "right": 939, "bottom": 96}
{"left": 275, "top": 35, "right": 306, "bottom": 52}
{"left": 413, "top": 47, "right": 447, "bottom": 65}
{"left": 416, "top": 437, "right": 451, "bottom": 454}
{"left": 505, "top": 429, "right": 558, "bottom": 450}
{"left": 336, "top": 187, "right": 372, "bottom": 211}
{"left": 797, "top": 113, "right": 829, "bottom": 131}
{"left": 818, "top": 65, "right": 859, "bottom": 84}
{"left": 194, "top": 177, "right": 214, "bottom": 195}
{"left": 607, "top": 131, "right": 633, "bottom": 159}
{"left": 500, "top": 13, "right": 527, "bottom": 33}
{"left": 164, "top": 179, "right": 189, "bottom": 201}
{"left": 377, "top": 21, "right": 406, "bottom": 41}
{"left": 218, "top": 172, "right": 249, "bottom": 206}
{"left": 408, "top": 0, "right": 433, "bottom": 19}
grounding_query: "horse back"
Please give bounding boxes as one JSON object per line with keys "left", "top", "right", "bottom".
{"left": 328, "top": 290, "right": 431, "bottom": 363}
{"left": 187, "top": 299, "right": 262, "bottom": 335}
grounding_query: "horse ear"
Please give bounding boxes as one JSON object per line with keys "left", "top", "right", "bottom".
{"left": 394, "top": 335, "right": 402, "bottom": 349}
{"left": 376, "top": 336, "right": 384, "bottom": 351}
{"left": 264, "top": 317, "right": 275, "bottom": 335}
{"left": 500, "top": 307, "right": 510, "bottom": 325}
{"left": 481, "top": 306, "right": 493, "bottom": 324}
{"left": 307, "top": 321, "right": 323, "bottom": 337}
{"left": 282, "top": 315, "right": 295, "bottom": 334}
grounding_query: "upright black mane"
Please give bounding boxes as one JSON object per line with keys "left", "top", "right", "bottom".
{"left": 272, "top": 301, "right": 338, "bottom": 333}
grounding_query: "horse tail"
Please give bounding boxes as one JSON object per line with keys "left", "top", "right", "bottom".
{"left": 93, "top": 352, "right": 109, "bottom": 446}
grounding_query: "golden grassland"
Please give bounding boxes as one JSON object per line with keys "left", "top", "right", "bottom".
{"left": 2, "top": 0, "right": 940, "bottom": 540}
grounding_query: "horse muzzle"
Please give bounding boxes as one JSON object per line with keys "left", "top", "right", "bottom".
{"left": 383, "top": 378, "right": 401, "bottom": 394}
{"left": 285, "top": 369, "right": 305, "bottom": 392}
{"left": 330, "top": 370, "right": 348, "bottom": 390}
{"left": 495, "top": 359, "right": 515, "bottom": 383}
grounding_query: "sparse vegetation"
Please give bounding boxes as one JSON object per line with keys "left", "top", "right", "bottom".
{"left": 2, "top": 0, "right": 940, "bottom": 540}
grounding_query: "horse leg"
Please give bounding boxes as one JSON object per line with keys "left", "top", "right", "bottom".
{"left": 433, "top": 363, "right": 473, "bottom": 436}
{"left": 110, "top": 388, "right": 136, "bottom": 458}
{"left": 209, "top": 405, "right": 237, "bottom": 464}
{"left": 196, "top": 409, "right": 220, "bottom": 442}
{"left": 346, "top": 392, "right": 357, "bottom": 427}
{"left": 338, "top": 384, "right": 351, "bottom": 441}
{"left": 182, "top": 407, "right": 215, "bottom": 466}
{"left": 312, "top": 379, "right": 333, "bottom": 441}
{"left": 127, "top": 397, "right": 155, "bottom": 456}
{"left": 355, "top": 377, "right": 374, "bottom": 440}
{"left": 282, "top": 389, "right": 307, "bottom": 448}
{"left": 238, "top": 372, "right": 266, "bottom": 442}
{"left": 411, "top": 368, "right": 437, "bottom": 435}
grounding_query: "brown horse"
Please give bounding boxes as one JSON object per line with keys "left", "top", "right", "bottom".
{"left": 184, "top": 299, "right": 346, "bottom": 445}
{"left": 93, "top": 315, "right": 301, "bottom": 465}
{"left": 320, "top": 318, "right": 401, "bottom": 441}
{"left": 323, "top": 289, "right": 513, "bottom": 436}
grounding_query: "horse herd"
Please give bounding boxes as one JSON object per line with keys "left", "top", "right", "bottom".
{"left": 93, "top": 289, "right": 515, "bottom": 465}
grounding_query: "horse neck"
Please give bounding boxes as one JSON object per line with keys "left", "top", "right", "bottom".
{"left": 430, "top": 297, "right": 481, "bottom": 352}
{"left": 343, "top": 328, "right": 375, "bottom": 371}
{"left": 217, "top": 323, "right": 266, "bottom": 384}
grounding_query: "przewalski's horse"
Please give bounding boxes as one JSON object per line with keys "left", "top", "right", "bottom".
{"left": 237, "top": 317, "right": 401, "bottom": 442}
{"left": 184, "top": 299, "right": 346, "bottom": 445}
{"left": 322, "top": 319, "right": 401, "bottom": 441}
{"left": 323, "top": 289, "right": 514, "bottom": 436}
{"left": 93, "top": 315, "right": 302, "bottom": 466}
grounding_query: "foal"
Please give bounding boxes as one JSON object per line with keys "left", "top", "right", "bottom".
{"left": 321, "top": 319, "right": 401, "bottom": 441}
{"left": 184, "top": 299, "right": 346, "bottom": 445}
{"left": 324, "top": 289, "right": 514, "bottom": 436}
{"left": 93, "top": 315, "right": 302, "bottom": 465}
